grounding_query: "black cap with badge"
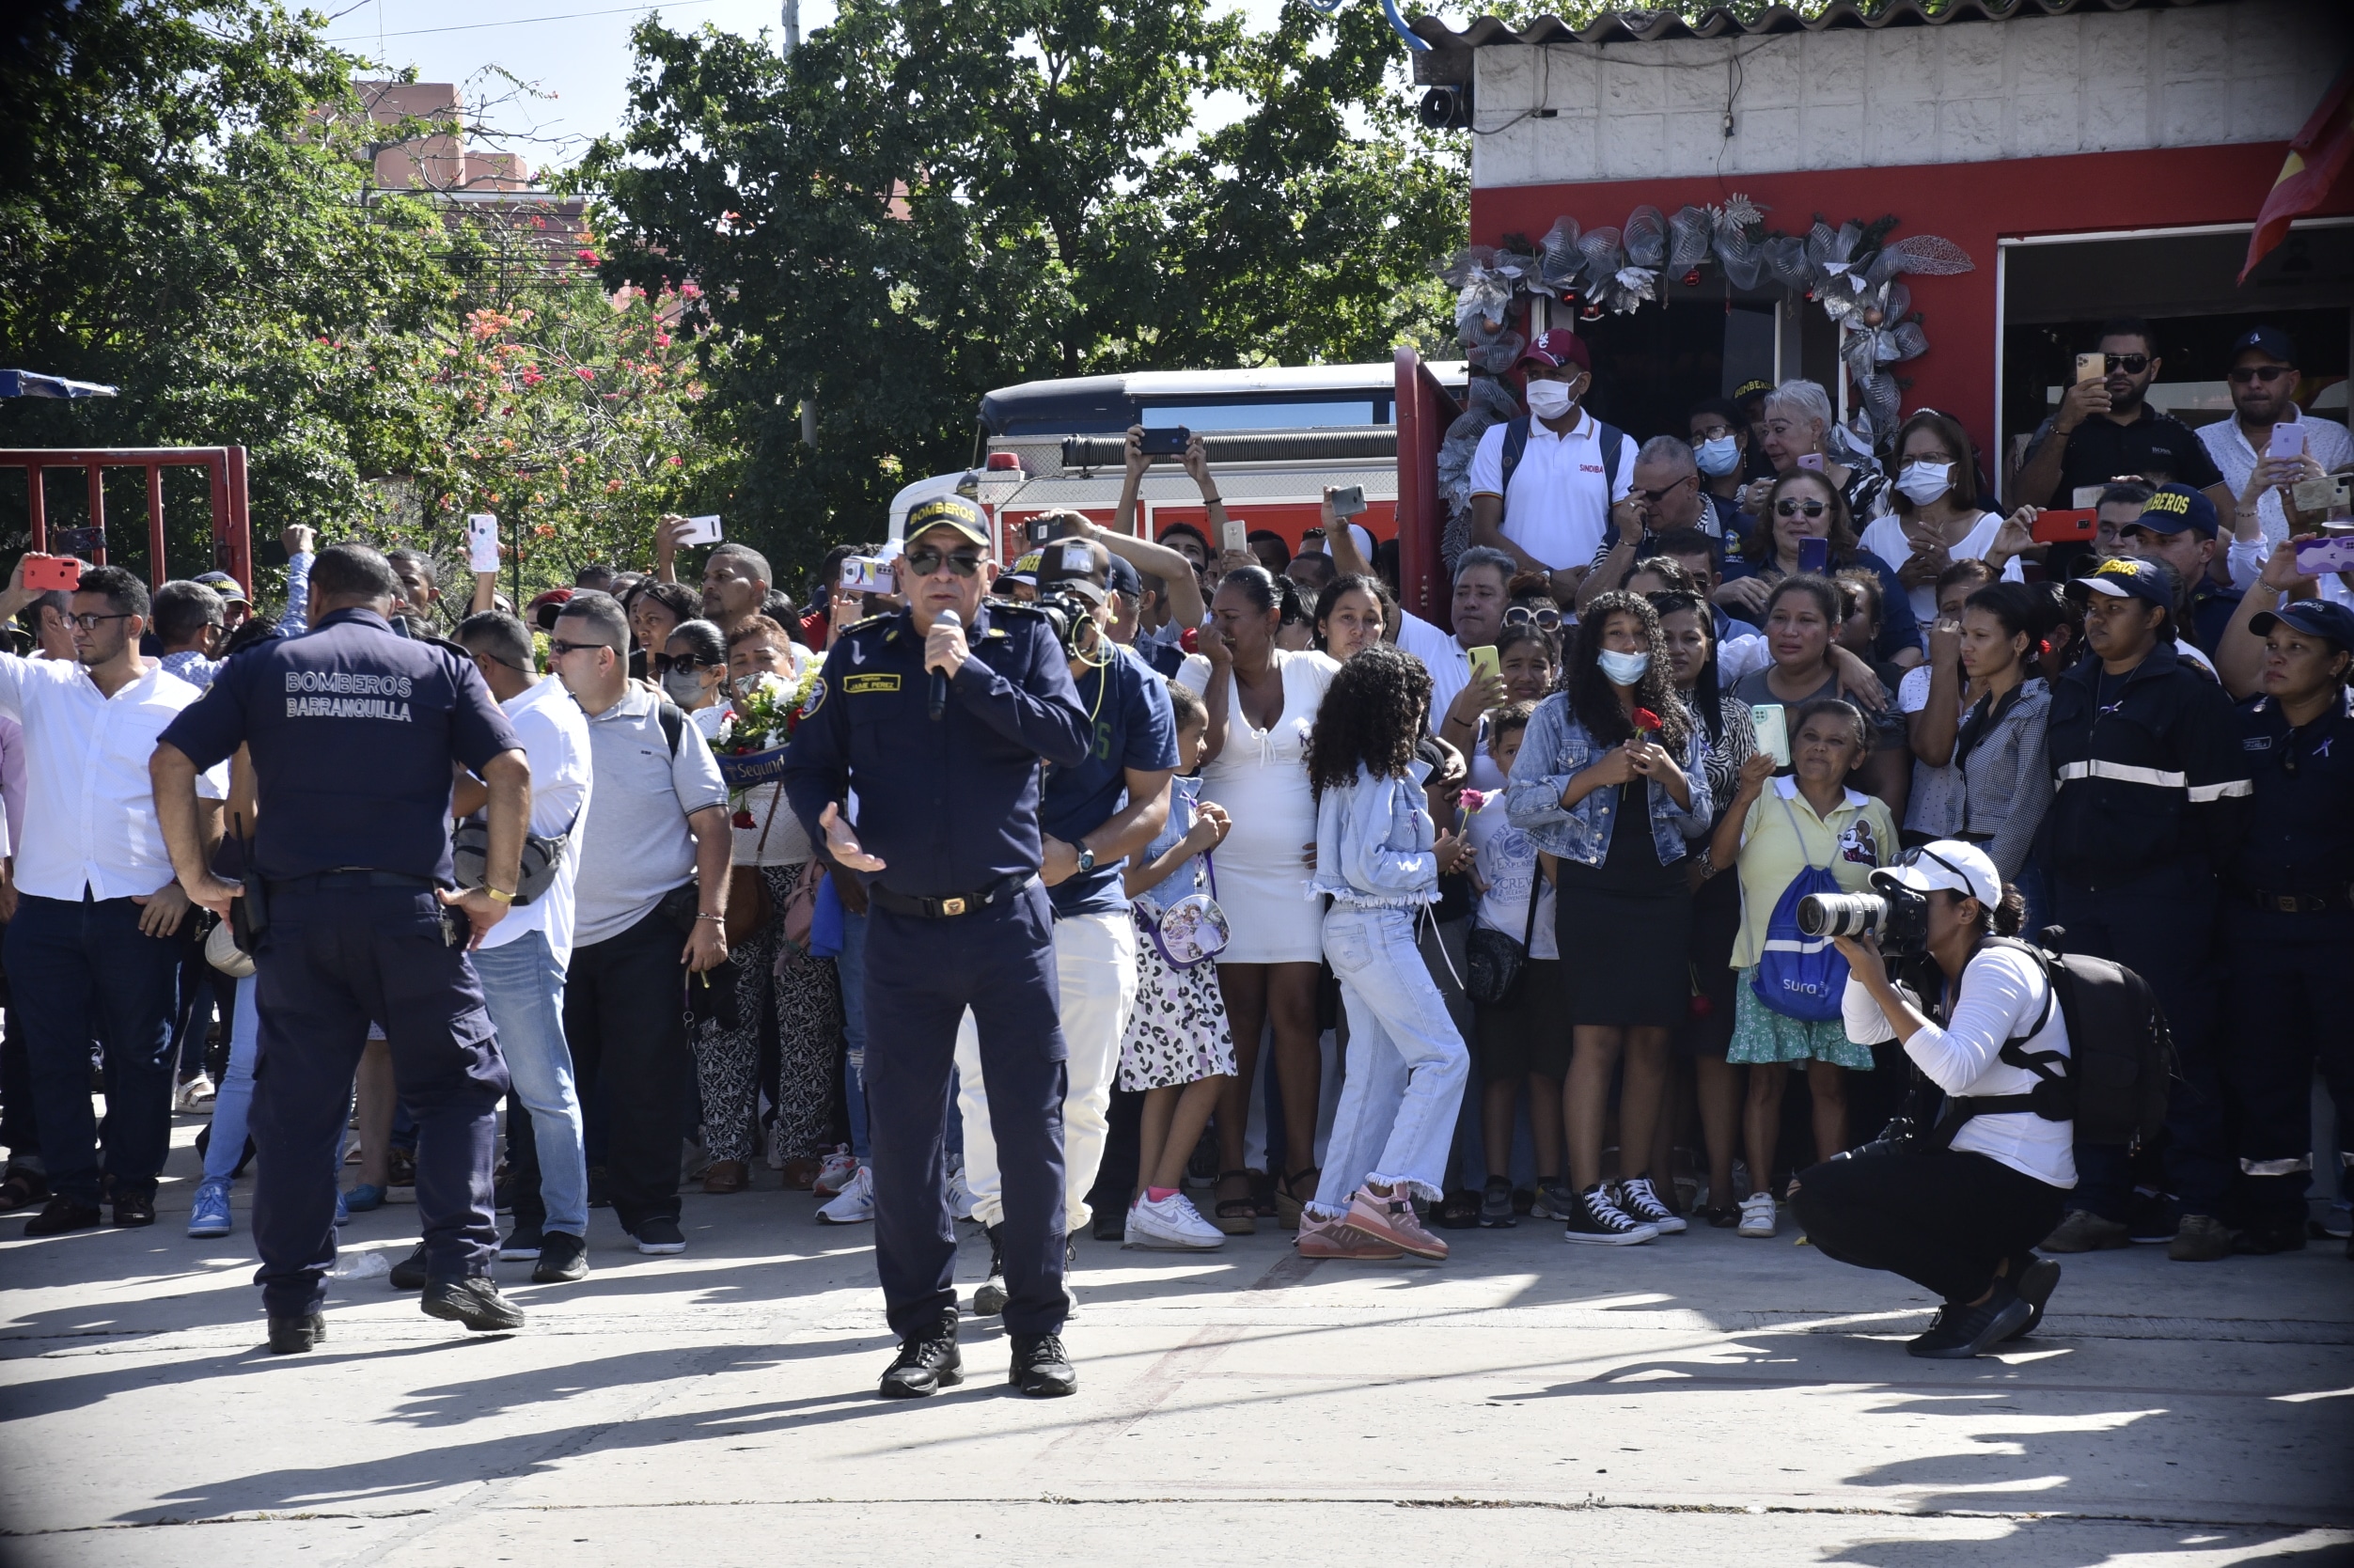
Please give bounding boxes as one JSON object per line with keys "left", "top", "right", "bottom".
{"left": 1035, "top": 536, "right": 1110, "bottom": 606}
{"left": 2250, "top": 599, "right": 2354, "bottom": 653}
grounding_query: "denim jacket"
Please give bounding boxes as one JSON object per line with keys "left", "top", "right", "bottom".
{"left": 1131, "top": 776, "right": 1205, "bottom": 918}
{"left": 1503, "top": 694, "right": 1714, "bottom": 867}
{"left": 1309, "top": 759, "right": 1439, "bottom": 909}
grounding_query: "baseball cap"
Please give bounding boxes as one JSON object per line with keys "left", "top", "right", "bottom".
{"left": 904, "top": 493, "right": 990, "bottom": 549}
{"left": 1871, "top": 839, "right": 2001, "bottom": 912}
{"left": 2250, "top": 599, "right": 2354, "bottom": 651}
{"left": 2126, "top": 483, "right": 2220, "bottom": 539}
{"left": 2229, "top": 325, "right": 2298, "bottom": 366}
{"left": 1036, "top": 536, "right": 1110, "bottom": 606}
{"left": 526, "top": 586, "right": 574, "bottom": 632}
{"left": 1105, "top": 554, "right": 1142, "bottom": 600}
{"left": 1003, "top": 551, "right": 1042, "bottom": 587}
{"left": 1517, "top": 328, "right": 1591, "bottom": 374}
{"left": 2065, "top": 555, "right": 2174, "bottom": 612}
{"left": 1733, "top": 378, "right": 1774, "bottom": 402}
{"left": 194, "top": 570, "right": 250, "bottom": 605}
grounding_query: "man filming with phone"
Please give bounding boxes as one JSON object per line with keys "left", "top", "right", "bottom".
{"left": 2011, "top": 316, "right": 2230, "bottom": 521}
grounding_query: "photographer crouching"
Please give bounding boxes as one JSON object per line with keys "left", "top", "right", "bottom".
{"left": 1788, "top": 840, "right": 2072, "bottom": 1360}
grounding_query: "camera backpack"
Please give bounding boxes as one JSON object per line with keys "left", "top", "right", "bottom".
{"left": 1925, "top": 934, "right": 2175, "bottom": 1152}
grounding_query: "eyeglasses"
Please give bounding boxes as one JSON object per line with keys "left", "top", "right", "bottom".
{"left": 546, "top": 638, "right": 605, "bottom": 659}
{"left": 903, "top": 547, "right": 983, "bottom": 579}
{"left": 2097, "top": 353, "right": 2151, "bottom": 375}
{"left": 1689, "top": 423, "right": 1736, "bottom": 443}
{"left": 1773, "top": 499, "right": 1828, "bottom": 518}
{"left": 2227, "top": 364, "right": 2293, "bottom": 384}
{"left": 68, "top": 612, "right": 133, "bottom": 632}
{"left": 1503, "top": 604, "right": 1561, "bottom": 630}
{"left": 652, "top": 652, "right": 714, "bottom": 673}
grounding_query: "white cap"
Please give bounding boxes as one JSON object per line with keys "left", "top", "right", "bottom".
{"left": 1872, "top": 839, "right": 2001, "bottom": 911}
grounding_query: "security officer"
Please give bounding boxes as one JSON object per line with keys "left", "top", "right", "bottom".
{"left": 781, "top": 494, "right": 1093, "bottom": 1400}
{"left": 2039, "top": 556, "right": 2251, "bottom": 1262}
{"left": 2221, "top": 600, "right": 2354, "bottom": 1256}
{"left": 2115, "top": 483, "right": 2241, "bottom": 659}
{"left": 151, "top": 543, "right": 531, "bottom": 1353}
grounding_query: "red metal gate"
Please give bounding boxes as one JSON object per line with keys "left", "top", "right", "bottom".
{"left": 0, "top": 446, "right": 253, "bottom": 592}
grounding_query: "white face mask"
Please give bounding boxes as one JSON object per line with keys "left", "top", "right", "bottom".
{"left": 1595, "top": 648, "right": 1651, "bottom": 685}
{"left": 1695, "top": 436, "right": 1741, "bottom": 477}
{"left": 1525, "top": 378, "right": 1577, "bottom": 421}
{"left": 1896, "top": 461, "right": 1954, "bottom": 507}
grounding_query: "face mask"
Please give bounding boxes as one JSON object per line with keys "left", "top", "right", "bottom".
{"left": 662, "top": 668, "right": 708, "bottom": 706}
{"left": 1695, "top": 435, "right": 1741, "bottom": 478}
{"left": 1596, "top": 648, "right": 1651, "bottom": 685}
{"left": 1896, "top": 462, "right": 1954, "bottom": 507}
{"left": 1525, "top": 379, "right": 1576, "bottom": 421}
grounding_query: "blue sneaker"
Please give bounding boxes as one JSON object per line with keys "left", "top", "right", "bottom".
{"left": 335, "top": 1187, "right": 350, "bottom": 1228}
{"left": 345, "top": 1184, "right": 387, "bottom": 1214}
{"left": 187, "top": 1178, "right": 232, "bottom": 1239}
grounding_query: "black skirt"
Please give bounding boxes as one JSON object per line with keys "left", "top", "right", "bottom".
{"left": 1555, "top": 787, "right": 1694, "bottom": 1028}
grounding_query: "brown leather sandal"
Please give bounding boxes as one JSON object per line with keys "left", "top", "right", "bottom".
{"left": 1212, "top": 1169, "right": 1257, "bottom": 1235}
{"left": 1274, "top": 1168, "right": 1320, "bottom": 1232}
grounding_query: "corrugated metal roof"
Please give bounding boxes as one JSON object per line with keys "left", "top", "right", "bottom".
{"left": 1408, "top": 0, "right": 2217, "bottom": 49}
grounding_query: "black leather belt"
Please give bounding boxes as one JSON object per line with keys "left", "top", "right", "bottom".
{"left": 868, "top": 872, "right": 1033, "bottom": 919}
{"left": 266, "top": 870, "right": 438, "bottom": 897}
{"left": 2243, "top": 886, "right": 2341, "bottom": 914}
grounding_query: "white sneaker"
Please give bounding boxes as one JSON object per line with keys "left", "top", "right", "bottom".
{"left": 816, "top": 1166, "right": 874, "bottom": 1225}
{"left": 1737, "top": 1190, "right": 1779, "bottom": 1238}
{"left": 1124, "top": 1192, "right": 1226, "bottom": 1251}
{"left": 812, "top": 1145, "right": 858, "bottom": 1197}
{"left": 1615, "top": 1176, "right": 1687, "bottom": 1235}
{"left": 947, "top": 1167, "right": 977, "bottom": 1223}
{"left": 175, "top": 1074, "right": 215, "bottom": 1111}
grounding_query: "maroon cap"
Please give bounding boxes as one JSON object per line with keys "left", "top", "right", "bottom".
{"left": 1518, "top": 329, "right": 1591, "bottom": 373}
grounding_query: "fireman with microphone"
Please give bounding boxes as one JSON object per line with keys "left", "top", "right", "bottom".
{"left": 780, "top": 494, "right": 1094, "bottom": 1400}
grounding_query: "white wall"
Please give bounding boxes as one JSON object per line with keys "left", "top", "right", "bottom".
{"left": 1467, "top": 0, "right": 2351, "bottom": 189}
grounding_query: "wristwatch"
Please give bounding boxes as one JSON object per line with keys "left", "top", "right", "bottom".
{"left": 1075, "top": 846, "right": 1097, "bottom": 874}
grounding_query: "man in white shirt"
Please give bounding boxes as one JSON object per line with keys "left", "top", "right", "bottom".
{"left": 0, "top": 560, "right": 227, "bottom": 1236}
{"left": 1466, "top": 330, "right": 1639, "bottom": 601}
{"left": 453, "top": 611, "right": 596, "bottom": 1283}
{"left": 1326, "top": 527, "right": 1511, "bottom": 725}
{"left": 2199, "top": 326, "right": 2354, "bottom": 553}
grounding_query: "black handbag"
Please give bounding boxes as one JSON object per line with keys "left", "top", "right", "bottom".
{"left": 1465, "top": 865, "right": 1544, "bottom": 1007}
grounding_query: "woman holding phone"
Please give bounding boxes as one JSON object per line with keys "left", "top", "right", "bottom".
{"left": 1718, "top": 471, "right": 1921, "bottom": 666}
{"left": 1732, "top": 574, "right": 1910, "bottom": 808}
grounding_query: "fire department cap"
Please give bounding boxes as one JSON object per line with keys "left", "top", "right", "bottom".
{"left": 2249, "top": 599, "right": 2354, "bottom": 652}
{"left": 904, "top": 493, "right": 990, "bottom": 549}
{"left": 2065, "top": 555, "right": 2174, "bottom": 612}
{"left": 2126, "top": 483, "right": 2220, "bottom": 540}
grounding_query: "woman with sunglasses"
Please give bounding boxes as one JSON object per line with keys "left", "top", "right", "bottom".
{"left": 657, "top": 619, "right": 732, "bottom": 737}
{"left": 1857, "top": 411, "right": 2032, "bottom": 631}
{"left": 1176, "top": 564, "right": 1341, "bottom": 1231}
{"left": 1720, "top": 471, "right": 1922, "bottom": 667}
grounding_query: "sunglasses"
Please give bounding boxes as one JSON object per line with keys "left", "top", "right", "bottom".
{"left": 2227, "top": 364, "right": 2293, "bottom": 384}
{"left": 1635, "top": 476, "right": 1695, "bottom": 504}
{"left": 1503, "top": 604, "right": 1561, "bottom": 630}
{"left": 652, "top": 652, "right": 715, "bottom": 674}
{"left": 903, "top": 547, "right": 983, "bottom": 579}
{"left": 1774, "top": 499, "right": 1828, "bottom": 518}
{"left": 2097, "top": 353, "right": 2151, "bottom": 375}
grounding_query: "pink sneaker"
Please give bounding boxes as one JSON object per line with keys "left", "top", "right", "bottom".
{"left": 1343, "top": 1185, "right": 1449, "bottom": 1262}
{"left": 1295, "top": 1210, "right": 1404, "bottom": 1260}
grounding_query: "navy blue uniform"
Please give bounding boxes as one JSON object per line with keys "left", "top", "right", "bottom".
{"left": 782, "top": 603, "right": 1091, "bottom": 1341}
{"left": 2222, "top": 689, "right": 2354, "bottom": 1230}
{"left": 2041, "top": 639, "right": 2250, "bottom": 1225}
{"left": 160, "top": 608, "right": 523, "bottom": 1319}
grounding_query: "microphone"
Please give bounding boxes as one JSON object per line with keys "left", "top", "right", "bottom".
{"left": 928, "top": 607, "right": 960, "bottom": 721}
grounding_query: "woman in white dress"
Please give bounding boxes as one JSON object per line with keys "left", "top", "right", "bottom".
{"left": 1178, "top": 565, "right": 1340, "bottom": 1229}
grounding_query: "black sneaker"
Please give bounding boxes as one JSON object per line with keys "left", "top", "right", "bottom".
{"left": 586, "top": 1165, "right": 612, "bottom": 1209}
{"left": 1908, "top": 1284, "right": 2032, "bottom": 1359}
{"left": 24, "top": 1196, "right": 102, "bottom": 1238}
{"left": 2009, "top": 1256, "right": 2061, "bottom": 1341}
{"left": 112, "top": 1191, "right": 158, "bottom": 1229}
{"left": 1561, "top": 1184, "right": 1658, "bottom": 1247}
{"left": 633, "top": 1215, "right": 686, "bottom": 1255}
{"left": 532, "top": 1231, "right": 589, "bottom": 1283}
{"left": 421, "top": 1277, "right": 526, "bottom": 1332}
{"left": 1091, "top": 1204, "right": 1124, "bottom": 1243}
{"left": 268, "top": 1313, "right": 326, "bottom": 1355}
{"left": 1009, "top": 1332, "right": 1077, "bottom": 1397}
{"left": 1614, "top": 1176, "right": 1686, "bottom": 1235}
{"left": 2124, "top": 1188, "right": 2177, "bottom": 1245}
{"left": 972, "top": 1222, "right": 1007, "bottom": 1316}
{"left": 498, "top": 1220, "right": 544, "bottom": 1261}
{"left": 1479, "top": 1177, "right": 1516, "bottom": 1229}
{"left": 878, "top": 1310, "right": 963, "bottom": 1399}
{"left": 388, "top": 1242, "right": 431, "bottom": 1291}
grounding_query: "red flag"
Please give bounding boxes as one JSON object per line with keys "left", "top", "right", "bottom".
{"left": 2241, "top": 65, "right": 2354, "bottom": 283}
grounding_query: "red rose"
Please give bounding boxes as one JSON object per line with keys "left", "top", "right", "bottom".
{"left": 1633, "top": 707, "right": 1662, "bottom": 733}
{"left": 731, "top": 810, "right": 755, "bottom": 829}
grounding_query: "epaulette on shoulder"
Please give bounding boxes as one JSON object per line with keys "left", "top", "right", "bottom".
{"left": 984, "top": 599, "right": 1049, "bottom": 620}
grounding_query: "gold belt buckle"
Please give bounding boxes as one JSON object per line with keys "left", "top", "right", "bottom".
{"left": 2274, "top": 894, "right": 2298, "bottom": 913}
{"left": 940, "top": 896, "right": 967, "bottom": 917}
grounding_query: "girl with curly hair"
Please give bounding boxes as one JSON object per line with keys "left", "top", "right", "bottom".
{"left": 1505, "top": 591, "right": 1714, "bottom": 1246}
{"left": 1295, "top": 645, "right": 1469, "bottom": 1263}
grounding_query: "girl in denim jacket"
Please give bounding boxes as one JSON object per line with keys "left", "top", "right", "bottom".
{"left": 1296, "top": 646, "right": 1470, "bottom": 1264}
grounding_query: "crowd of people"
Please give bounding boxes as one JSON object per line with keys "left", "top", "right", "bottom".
{"left": 0, "top": 312, "right": 2346, "bottom": 1382}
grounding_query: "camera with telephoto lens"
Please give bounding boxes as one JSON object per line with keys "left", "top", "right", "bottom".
{"left": 1029, "top": 588, "right": 1100, "bottom": 662}
{"left": 1797, "top": 873, "right": 1931, "bottom": 954}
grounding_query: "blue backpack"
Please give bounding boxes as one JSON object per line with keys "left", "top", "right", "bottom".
{"left": 1750, "top": 794, "right": 1849, "bottom": 1023}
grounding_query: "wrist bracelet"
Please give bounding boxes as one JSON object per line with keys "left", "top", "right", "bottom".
{"left": 695, "top": 912, "right": 725, "bottom": 924}
{"left": 484, "top": 886, "right": 515, "bottom": 905}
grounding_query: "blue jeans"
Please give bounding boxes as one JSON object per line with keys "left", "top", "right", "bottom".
{"left": 472, "top": 929, "right": 588, "bottom": 1236}
{"left": 1311, "top": 904, "right": 1470, "bottom": 1212}
{"left": 202, "top": 974, "right": 260, "bottom": 1184}
{"left": 6, "top": 892, "right": 183, "bottom": 1205}
{"left": 839, "top": 907, "right": 871, "bottom": 1160}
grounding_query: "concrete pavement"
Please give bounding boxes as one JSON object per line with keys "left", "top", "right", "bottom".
{"left": 2, "top": 1126, "right": 2349, "bottom": 1567}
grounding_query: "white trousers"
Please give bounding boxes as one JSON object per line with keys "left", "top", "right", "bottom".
{"left": 957, "top": 908, "right": 1137, "bottom": 1231}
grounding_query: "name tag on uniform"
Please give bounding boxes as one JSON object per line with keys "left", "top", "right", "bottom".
{"left": 844, "top": 673, "right": 901, "bottom": 695}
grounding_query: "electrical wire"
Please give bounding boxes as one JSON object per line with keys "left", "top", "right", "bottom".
{"left": 322, "top": 0, "right": 725, "bottom": 45}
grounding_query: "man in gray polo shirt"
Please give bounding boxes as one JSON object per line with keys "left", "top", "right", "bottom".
{"left": 551, "top": 592, "right": 732, "bottom": 1255}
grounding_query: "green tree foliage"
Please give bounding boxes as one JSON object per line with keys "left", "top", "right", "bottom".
{"left": 0, "top": 0, "right": 454, "bottom": 570}
{"left": 580, "top": 0, "right": 1463, "bottom": 579}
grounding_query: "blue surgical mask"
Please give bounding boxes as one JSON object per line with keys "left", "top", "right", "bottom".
{"left": 1596, "top": 648, "right": 1651, "bottom": 685}
{"left": 1695, "top": 436, "right": 1741, "bottom": 478}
